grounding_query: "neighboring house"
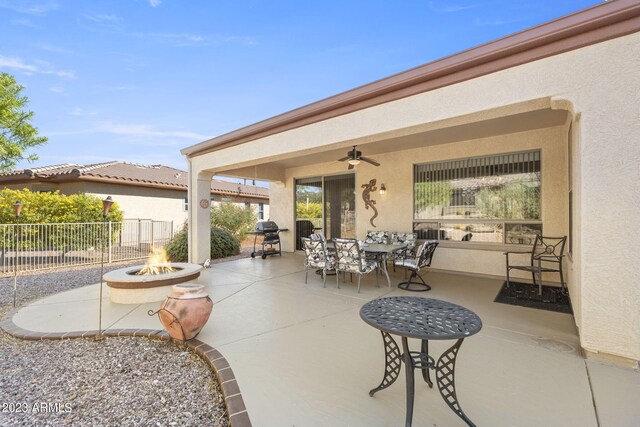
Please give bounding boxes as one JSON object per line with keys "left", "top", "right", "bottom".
{"left": 181, "top": 3, "right": 640, "bottom": 365}
{"left": 0, "top": 162, "right": 269, "bottom": 230}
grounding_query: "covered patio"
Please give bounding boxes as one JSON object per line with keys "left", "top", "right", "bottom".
{"left": 7, "top": 253, "right": 639, "bottom": 426}
{"left": 182, "top": 1, "right": 640, "bottom": 369}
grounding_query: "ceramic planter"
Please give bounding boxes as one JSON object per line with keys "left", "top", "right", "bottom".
{"left": 157, "top": 284, "right": 213, "bottom": 341}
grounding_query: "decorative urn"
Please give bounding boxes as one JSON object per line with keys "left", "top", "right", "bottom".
{"left": 156, "top": 284, "right": 213, "bottom": 341}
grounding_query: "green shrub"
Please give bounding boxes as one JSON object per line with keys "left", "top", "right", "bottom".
{"left": 0, "top": 189, "right": 125, "bottom": 250}
{"left": 165, "top": 225, "right": 240, "bottom": 262}
{"left": 165, "top": 228, "right": 189, "bottom": 262}
{"left": 210, "top": 202, "right": 256, "bottom": 241}
{"left": 210, "top": 227, "right": 240, "bottom": 259}
{"left": 0, "top": 188, "right": 124, "bottom": 224}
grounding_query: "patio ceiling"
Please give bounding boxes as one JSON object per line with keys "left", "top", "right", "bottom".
{"left": 218, "top": 107, "right": 568, "bottom": 178}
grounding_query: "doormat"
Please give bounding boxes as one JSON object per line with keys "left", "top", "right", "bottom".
{"left": 494, "top": 281, "right": 572, "bottom": 314}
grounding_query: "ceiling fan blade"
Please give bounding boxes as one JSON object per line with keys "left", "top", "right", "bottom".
{"left": 348, "top": 163, "right": 354, "bottom": 170}
{"left": 338, "top": 156, "right": 351, "bottom": 162}
{"left": 360, "top": 157, "right": 380, "bottom": 167}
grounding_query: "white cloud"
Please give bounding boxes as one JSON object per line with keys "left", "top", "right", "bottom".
{"left": 80, "top": 13, "right": 123, "bottom": 33}
{"left": 149, "top": 0, "right": 161, "bottom": 7}
{"left": 0, "top": 1, "right": 59, "bottom": 16}
{"left": 0, "top": 54, "right": 76, "bottom": 79}
{"left": 100, "top": 123, "right": 208, "bottom": 140}
{"left": 46, "top": 122, "right": 209, "bottom": 141}
{"left": 134, "top": 32, "right": 256, "bottom": 47}
{"left": 474, "top": 17, "right": 523, "bottom": 26}
{"left": 11, "top": 18, "right": 36, "bottom": 27}
{"left": 0, "top": 55, "right": 38, "bottom": 72}
{"left": 428, "top": 1, "right": 482, "bottom": 13}
{"left": 71, "top": 108, "right": 97, "bottom": 117}
{"left": 83, "top": 13, "right": 119, "bottom": 23}
{"left": 49, "top": 86, "right": 64, "bottom": 93}
{"left": 35, "top": 43, "right": 73, "bottom": 54}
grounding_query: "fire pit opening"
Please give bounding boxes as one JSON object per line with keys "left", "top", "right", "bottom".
{"left": 103, "top": 247, "right": 203, "bottom": 304}
{"left": 128, "top": 247, "right": 180, "bottom": 276}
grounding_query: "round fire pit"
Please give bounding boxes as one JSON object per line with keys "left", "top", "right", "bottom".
{"left": 104, "top": 263, "right": 203, "bottom": 304}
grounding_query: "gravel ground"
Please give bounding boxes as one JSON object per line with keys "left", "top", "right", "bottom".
{"left": 0, "top": 260, "right": 236, "bottom": 427}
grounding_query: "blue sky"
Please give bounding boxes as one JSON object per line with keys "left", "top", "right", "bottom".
{"left": 2, "top": 0, "right": 601, "bottom": 175}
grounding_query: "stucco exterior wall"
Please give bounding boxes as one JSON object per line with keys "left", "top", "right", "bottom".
{"left": 273, "top": 125, "right": 568, "bottom": 280}
{"left": 189, "top": 32, "right": 640, "bottom": 361}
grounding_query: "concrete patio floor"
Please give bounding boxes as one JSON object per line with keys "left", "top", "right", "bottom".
{"left": 8, "top": 253, "right": 640, "bottom": 427}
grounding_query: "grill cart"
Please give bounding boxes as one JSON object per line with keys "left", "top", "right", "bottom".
{"left": 249, "top": 221, "right": 286, "bottom": 259}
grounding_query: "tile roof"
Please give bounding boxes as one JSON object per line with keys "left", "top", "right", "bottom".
{"left": 0, "top": 162, "right": 269, "bottom": 199}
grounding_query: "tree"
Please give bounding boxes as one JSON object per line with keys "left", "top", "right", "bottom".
{"left": 0, "top": 72, "right": 47, "bottom": 172}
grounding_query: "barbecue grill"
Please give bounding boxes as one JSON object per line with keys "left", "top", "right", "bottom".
{"left": 249, "top": 221, "right": 283, "bottom": 259}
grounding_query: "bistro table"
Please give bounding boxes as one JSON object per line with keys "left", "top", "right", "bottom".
{"left": 360, "top": 296, "right": 482, "bottom": 427}
{"left": 362, "top": 243, "right": 407, "bottom": 287}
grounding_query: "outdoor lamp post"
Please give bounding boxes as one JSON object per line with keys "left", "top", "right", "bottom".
{"left": 98, "top": 196, "right": 113, "bottom": 338}
{"left": 12, "top": 201, "right": 23, "bottom": 307}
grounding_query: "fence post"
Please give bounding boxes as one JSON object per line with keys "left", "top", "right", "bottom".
{"left": 151, "top": 221, "right": 155, "bottom": 250}
{"left": 137, "top": 219, "right": 142, "bottom": 252}
{"left": 108, "top": 221, "right": 113, "bottom": 263}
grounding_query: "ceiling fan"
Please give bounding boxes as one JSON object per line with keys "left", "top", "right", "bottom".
{"left": 338, "top": 145, "right": 380, "bottom": 169}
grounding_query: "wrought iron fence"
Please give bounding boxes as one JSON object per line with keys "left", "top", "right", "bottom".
{"left": 0, "top": 219, "right": 173, "bottom": 275}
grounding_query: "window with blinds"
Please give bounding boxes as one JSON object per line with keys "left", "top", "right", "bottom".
{"left": 413, "top": 150, "right": 542, "bottom": 244}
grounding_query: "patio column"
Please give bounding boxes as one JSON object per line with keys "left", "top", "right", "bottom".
{"left": 188, "top": 168, "right": 214, "bottom": 264}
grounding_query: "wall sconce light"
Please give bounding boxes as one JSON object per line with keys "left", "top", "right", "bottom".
{"left": 379, "top": 184, "right": 386, "bottom": 195}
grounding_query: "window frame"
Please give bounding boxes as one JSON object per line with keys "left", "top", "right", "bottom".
{"left": 413, "top": 150, "right": 542, "bottom": 246}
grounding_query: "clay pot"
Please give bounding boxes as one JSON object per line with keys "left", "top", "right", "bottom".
{"left": 158, "top": 284, "right": 213, "bottom": 341}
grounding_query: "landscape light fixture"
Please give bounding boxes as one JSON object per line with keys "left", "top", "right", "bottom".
{"left": 102, "top": 196, "right": 113, "bottom": 218}
{"left": 13, "top": 201, "right": 23, "bottom": 218}
{"left": 379, "top": 184, "right": 386, "bottom": 195}
{"left": 12, "top": 201, "right": 23, "bottom": 307}
{"left": 98, "top": 196, "right": 114, "bottom": 338}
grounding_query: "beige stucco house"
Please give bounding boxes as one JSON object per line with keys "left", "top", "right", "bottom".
{"left": 0, "top": 162, "right": 270, "bottom": 230}
{"left": 181, "top": 1, "right": 640, "bottom": 365}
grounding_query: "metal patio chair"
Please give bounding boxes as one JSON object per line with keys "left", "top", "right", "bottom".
{"left": 333, "top": 238, "right": 378, "bottom": 293}
{"left": 301, "top": 237, "right": 335, "bottom": 288}
{"left": 390, "top": 232, "right": 417, "bottom": 271}
{"left": 504, "top": 235, "right": 567, "bottom": 295}
{"left": 394, "top": 240, "right": 439, "bottom": 292}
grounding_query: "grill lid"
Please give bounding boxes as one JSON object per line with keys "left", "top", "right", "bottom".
{"left": 256, "top": 221, "right": 279, "bottom": 232}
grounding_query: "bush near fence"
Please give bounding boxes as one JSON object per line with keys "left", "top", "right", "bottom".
{"left": 166, "top": 226, "right": 239, "bottom": 262}
{"left": 0, "top": 189, "right": 125, "bottom": 251}
{"left": 0, "top": 189, "right": 124, "bottom": 224}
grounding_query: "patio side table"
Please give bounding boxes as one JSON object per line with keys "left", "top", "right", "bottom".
{"left": 360, "top": 296, "right": 482, "bottom": 427}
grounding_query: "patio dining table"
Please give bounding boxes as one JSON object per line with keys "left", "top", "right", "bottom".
{"left": 362, "top": 243, "right": 407, "bottom": 287}
{"left": 360, "top": 296, "right": 482, "bottom": 427}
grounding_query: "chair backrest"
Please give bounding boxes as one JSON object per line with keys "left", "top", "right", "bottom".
{"left": 302, "top": 237, "right": 327, "bottom": 265}
{"left": 461, "top": 232, "right": 473, "bottom": 241}
{"left": 391, "top": 232, "right": 417, "bottom": 249}
{"left": 532, "top": 235, "right": 566, "bottom": 262}
{"left": 310, "top": 232, "right": 326, "bottom": 242}
{"left": 365, "top": 230, "right": 388, "bottom": 244}
{"left": 333, "top": 238, "right": 365, "bottom": 273}
{"left": 417, "top": 240, "right": 439, "bottom": 269}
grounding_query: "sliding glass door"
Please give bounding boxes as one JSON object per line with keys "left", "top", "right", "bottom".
{"left": 295, "top": 174, "right": 355, "bottom": 249}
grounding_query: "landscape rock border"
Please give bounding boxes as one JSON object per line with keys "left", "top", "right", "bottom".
{"left": 0, "top": 310, "right": 251, "bottom": 427}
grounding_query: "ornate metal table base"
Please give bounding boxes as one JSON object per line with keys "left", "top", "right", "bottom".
{"left": 370, "top": 331, "right": 477, "bottom": 427}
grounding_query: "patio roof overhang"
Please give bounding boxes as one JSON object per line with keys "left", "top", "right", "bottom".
{"left": 212, "top": 100, "right": 570, "bottom": 180}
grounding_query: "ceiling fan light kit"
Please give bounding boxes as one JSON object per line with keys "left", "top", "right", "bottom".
{"left": 338, "top": 145, "right": 380, "bottom": 169}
